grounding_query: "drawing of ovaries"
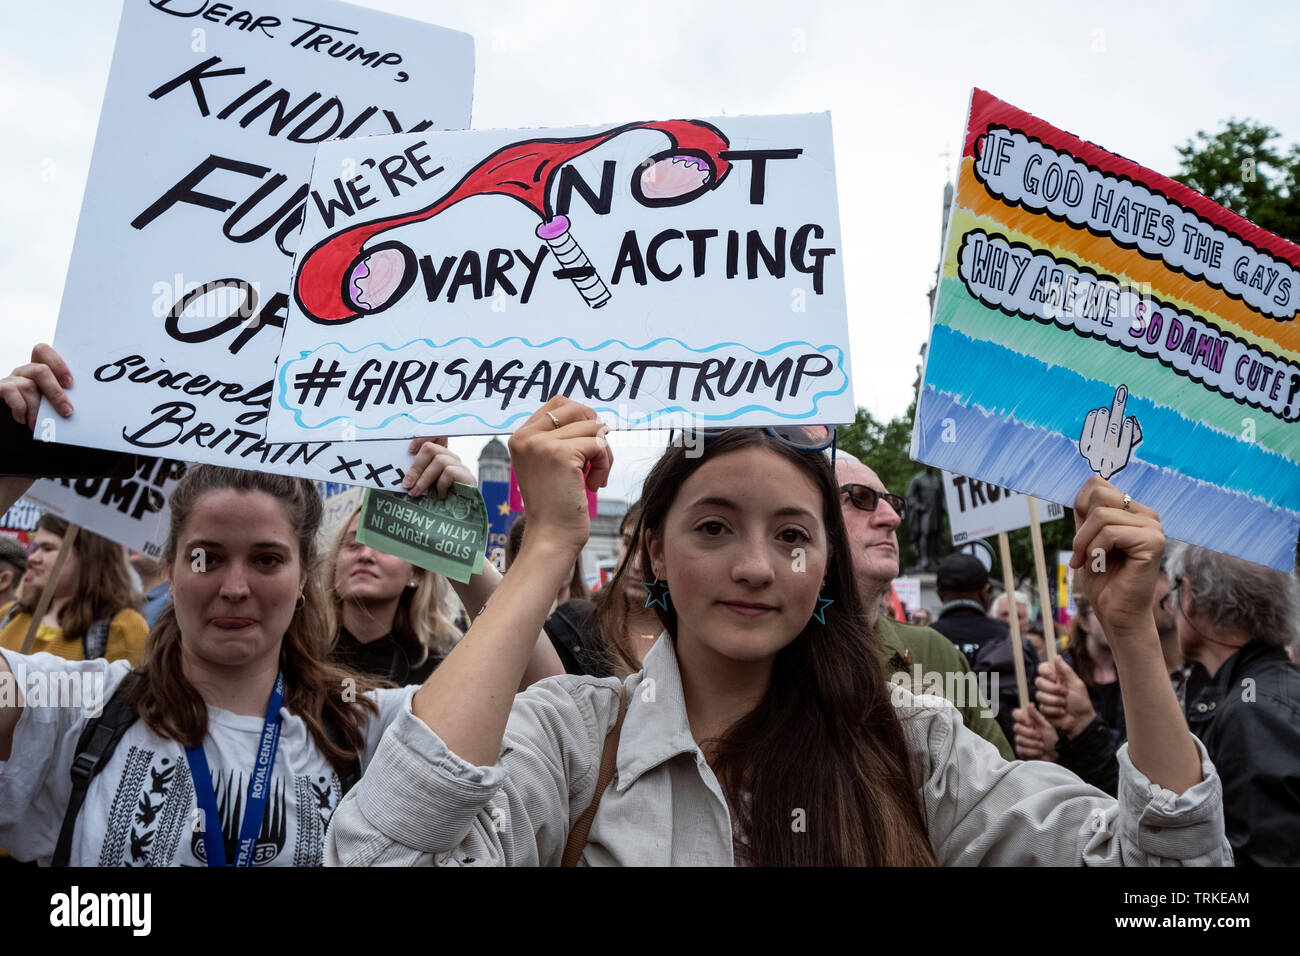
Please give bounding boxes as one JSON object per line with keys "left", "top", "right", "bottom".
{"left": 293, "top": 120, "right": 733, "bottom": 325}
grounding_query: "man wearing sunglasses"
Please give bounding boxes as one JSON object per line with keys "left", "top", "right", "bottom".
{"left": 834, "top": 452, "right": 1013, "bottom": 761}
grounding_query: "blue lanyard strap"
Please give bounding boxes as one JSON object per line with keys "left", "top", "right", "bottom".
{"left": 185, "top": 669, "right": 286, "bottom": 868}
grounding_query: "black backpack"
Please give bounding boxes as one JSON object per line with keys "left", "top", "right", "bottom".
{"left": 51, "top": 673, "right": 362, "bottom": 867}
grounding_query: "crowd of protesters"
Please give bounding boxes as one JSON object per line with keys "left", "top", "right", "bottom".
{"left": 0, "top": 342, "right": 1295, "bottom": 866}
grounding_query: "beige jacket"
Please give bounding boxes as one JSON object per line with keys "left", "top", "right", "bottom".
{"left": 326, "top": 636, "right": 1231, "bottom": 866}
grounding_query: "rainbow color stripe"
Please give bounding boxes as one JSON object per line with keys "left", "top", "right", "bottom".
{"left": 916, "top": 90, "right": 1300, "bottom": 570}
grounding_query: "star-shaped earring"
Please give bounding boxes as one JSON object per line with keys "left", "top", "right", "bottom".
{"left": 811, "top": 595, "right": 834, "bottom": 624}
{"left": 641, "top": 577, "right": 671, "bottom": 610}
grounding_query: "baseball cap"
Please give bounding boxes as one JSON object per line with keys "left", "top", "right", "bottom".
{"left": 936, "top": 553, "right": 988, "bottom": 591}
{"left": 0, "top": 535, "right": 27, "bottom": 574}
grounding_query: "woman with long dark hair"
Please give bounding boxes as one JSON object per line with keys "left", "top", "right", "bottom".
{"left": 328, "top": 398, "right": 1229, "bottom": 866}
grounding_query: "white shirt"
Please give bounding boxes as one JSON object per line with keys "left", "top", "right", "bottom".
{"left": 0, "top": 649, "right": 411, "bottom": 866}
{"left": 327, "top": 634, "right": 1232, "bottom": 866}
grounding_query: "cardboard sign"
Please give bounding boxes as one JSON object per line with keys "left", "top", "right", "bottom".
{"left": 357, "top": 484, "right": 487, "bottom": 583}
{"left": 915, "top": 89, "right": 1300, "bottom": 570}
{"left": 266, "top": 114, "right": 852, "bottom": 443}
{"left": 23, "top": 457, "right": 189, "bottom": 559}
{"left": 41, "top": 0, "right": 473, "bottom": 493}
{"left": 942, "top": 470, "right": 1061, "bottom": 544}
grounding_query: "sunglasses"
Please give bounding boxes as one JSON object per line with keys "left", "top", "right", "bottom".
{"left": 839, "top": 484, "right": 906, "bottom": 518}
{"left": 668, "top": 425, "right": 837, "bottom": 465}
{"left": 1159, "top": 579, "right": 1182, "bottom": 611}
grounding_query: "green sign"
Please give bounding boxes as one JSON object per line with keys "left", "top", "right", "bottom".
{"left": 357, "top": 483, "right": 488, "bottom": 583}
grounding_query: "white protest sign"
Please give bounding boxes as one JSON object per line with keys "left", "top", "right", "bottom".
{"left": 23, "top": 457, "right": 189, "bottom": 559}
{"left": 943, "top": 470, "right": 1061, "bottom": 545}
{"left": 2, "top": 498, "right": 44, "bottom": 541}
{"left": 892, "top": 576, "right": 921, "bottom": 617}
{"left": 315, "top": 479, "right": 365, "bottom": 548}
{"left": 266, "top": 114, "right": 852, "bottom": 443}
{"left": 43, "top": 0, "right": 473, "bottom": 493}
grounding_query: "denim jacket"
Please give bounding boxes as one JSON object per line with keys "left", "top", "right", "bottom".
{"left": 327, "top": 635, "right": 1231, "bottom": 866}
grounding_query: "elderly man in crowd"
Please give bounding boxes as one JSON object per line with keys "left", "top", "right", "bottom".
{"left": 834, "top": 452, "right": 1013, "bottom": 759}
{"left": 1166, "top": 543, "right": 1300, "bottom": 866}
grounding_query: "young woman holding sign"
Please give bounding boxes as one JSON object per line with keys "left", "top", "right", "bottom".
{"left": 328, "top": 397, "right": 1230, "bottom": 866}
{"left": 0, "top": 346, "right": 532, "bottom": 865}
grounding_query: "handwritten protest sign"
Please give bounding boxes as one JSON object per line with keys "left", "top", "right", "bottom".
{"left": 915, "top": 90, "right": 1300, "bottom": 570}
{"left": 357, "top": 485, "right": 487, "bottom": 583}
{"left": 41, "top": 0, "right": 473, "bottom": 492}
{"left": 942, "top": 470, "right": 1061, "bottom": 544}
{"left": 265, "top": 113, "right": 852, "bottom": 441}
{"left": 23, "top": 457, "right": 189, "bottom": 558}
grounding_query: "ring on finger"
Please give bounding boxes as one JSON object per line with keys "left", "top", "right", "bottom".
{"left": 545, "top": 411, "right": 561, "bottom": 429}
{"left": 1122, "top": 493, "right": 1133, "bottom": 512}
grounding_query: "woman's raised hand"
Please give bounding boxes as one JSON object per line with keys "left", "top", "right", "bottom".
{"left": 1068, "top": 476, "right": 1164, "bottom": 648}
{"left": 402, "top": 437, "right": 474, "bottom": 499}
{"left": 507, "top": 397, "right": 613, "bottom": 556}
{"left": 1, "top": 343, "right": 74, "bottom": 431}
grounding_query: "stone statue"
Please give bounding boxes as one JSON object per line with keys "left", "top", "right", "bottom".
{"left": 905, "top": 467, "right": 945, "bottom": 572}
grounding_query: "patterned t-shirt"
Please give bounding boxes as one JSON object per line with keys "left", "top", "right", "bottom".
{"left": 0, "top": 649, "right": 411, "bottom": 866}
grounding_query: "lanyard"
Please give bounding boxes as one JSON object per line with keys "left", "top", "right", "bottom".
{"left": 185, "top": 669, "right": 285, "bottom": 868}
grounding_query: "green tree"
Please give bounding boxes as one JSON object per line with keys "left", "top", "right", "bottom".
{"left": 1174, "top": 119, "right": 1300, "bottom": 242}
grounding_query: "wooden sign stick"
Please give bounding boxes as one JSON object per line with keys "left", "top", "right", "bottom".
{"left": 1026, "top": 497, "right": 1058, "bottom": 663}
{"left": 20, "top": 522, "right": 79, "bottom": 654}
{"left": 997, "top": 531, "right": 1030, "bottom": 713}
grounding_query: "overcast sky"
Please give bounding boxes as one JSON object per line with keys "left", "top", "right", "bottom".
{"left": 2, "top": 0, "right": 1297, "bottom": 502}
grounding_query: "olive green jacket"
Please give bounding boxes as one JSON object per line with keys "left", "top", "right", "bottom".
{"left": 878, "top": 617, "right": 1015, "bottom": 762}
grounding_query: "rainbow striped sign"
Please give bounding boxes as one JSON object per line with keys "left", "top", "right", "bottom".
{"left": 915, "top": 90, "right": 1300, "bottom": 570}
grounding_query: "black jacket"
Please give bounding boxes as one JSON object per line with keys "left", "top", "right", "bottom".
{"left": 333, "top": 626, "right": 441, "bottom": 686}
{"left": 1185, "top": 640, "right": 1300, "bottom": 866}
{"left": 933, "top": 604, "right": 1038, "bottom": 746}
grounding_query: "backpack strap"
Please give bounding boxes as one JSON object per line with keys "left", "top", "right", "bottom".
{"left": 561, "top": 686, "right": 628, "bottom": 867}
{"left": 321, "top": 709, "right": 362, "bottom": 796}
{"left": 82, "top": 617, "right": 112, "bottom": 660}
{"left": 52, "top": 671, "right": 143, "bottom": 867}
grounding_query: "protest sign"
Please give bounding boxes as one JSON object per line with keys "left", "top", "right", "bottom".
{"left": 942, "top": 469, "right": 1061, "bottom": 544}
{"left": 481, "top": 479, "right": 515, "bottom": 572}
{"left": 1056, "top": 550, "right": 1077, "bottom": 623}
{"left": 357, "top": 484, "right": 487, "bottom": 583}
{"left": 2, "top": 498, "right": 43, "bottom": 546}
{"left": 315, "top": 479, "right": 365, "bottom": 548}
{"left": 891, "top": 577, "right": 921, "bottom": 617}
{"left": 266, "top": 113, "right": 852, "bottom": 442}
{"left": 42, "top": 0, "right": 474, "bottom": 493}
{"left": 914, "top": 89, "right": 1300, "bottom": 570}
{"left": 23, "top": 457, "right": 188, "bottom": 558}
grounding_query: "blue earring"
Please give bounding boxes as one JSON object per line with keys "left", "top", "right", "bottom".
{"left": 641, "top": 577, "right": 671, "bottom": 610}
{"left": 812, "top": 593, "right": 834, "bottom": 624}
